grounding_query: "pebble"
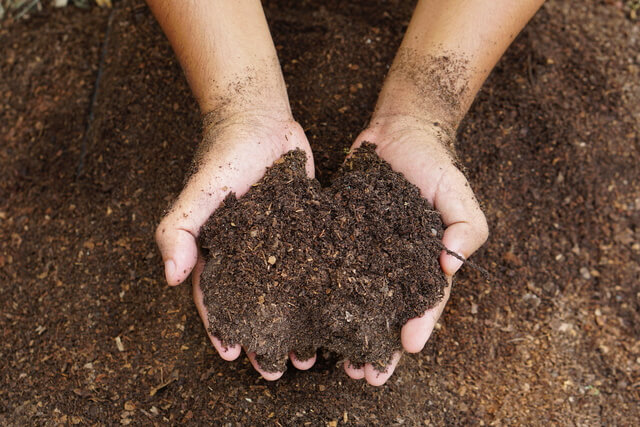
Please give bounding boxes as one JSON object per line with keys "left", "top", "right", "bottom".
{"left": 580, "top": 267, "right": 591, "bottom": 280}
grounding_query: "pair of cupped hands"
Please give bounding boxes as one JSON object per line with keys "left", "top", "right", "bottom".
{"left": 155, "top": 110, "right": 488, "bottom": 386}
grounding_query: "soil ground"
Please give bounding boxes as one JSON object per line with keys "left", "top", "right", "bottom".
{"left": 1, "top": 0, "right": 639, "bottom": 425}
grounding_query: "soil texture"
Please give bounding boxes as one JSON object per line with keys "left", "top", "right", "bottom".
{"left": 1, "top": 0, "right": 639, "bottom": 425}
{"left": 201, "top": 143, "right": 446, "bottom": 372}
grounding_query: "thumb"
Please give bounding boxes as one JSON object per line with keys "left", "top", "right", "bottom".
{"left": 154, "top": 143, "right": 261, "bottom": 286}
{"left": 155, "top": 221, "right": 198, "bottom": 286}
{"left": 433, "top": 171, "right": 489, "bottom": 277}
{"left": 154, "top": 150, "right": 237, "bottom": 286}
{"left": 154, "top": 154, "right": 245, "bottom": 286}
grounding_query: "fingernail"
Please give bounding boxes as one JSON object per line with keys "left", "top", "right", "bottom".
{"left": 443, "top": 248, "right": 464, "bottom": 276}
{"left": 164, "top": 259, "right": 176, "bottom": 283}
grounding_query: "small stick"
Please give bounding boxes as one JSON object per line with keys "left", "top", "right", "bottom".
{"left": 434, "top": 240, "right": 493, "bottom": 281}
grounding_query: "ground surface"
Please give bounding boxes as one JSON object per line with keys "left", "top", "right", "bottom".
{"left": 1, "top": 0, "right": 639, "bottom": 425}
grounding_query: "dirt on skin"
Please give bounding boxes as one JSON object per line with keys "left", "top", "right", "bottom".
{"left": 1, "top": 0, "right": 639, "bottom": 425}
{"left": 200, "top": 143, "right": 447, "bottom": 372}
{"left": 383, "top": 48, "right": 471, "bottom": 139}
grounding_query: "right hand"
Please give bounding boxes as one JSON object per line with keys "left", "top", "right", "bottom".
{"left": 155, "top": 110, "right": 317, "bottom": 380}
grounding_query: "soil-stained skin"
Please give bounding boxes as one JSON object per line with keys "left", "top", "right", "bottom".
{"left": 390, "top": 49, "right": 469, "bottom": 119}
{"left": 200, "top": 143, "right": 447, "bottom": 372}
{"left": 374, "top": 48, "right": 472, "bottom": 157}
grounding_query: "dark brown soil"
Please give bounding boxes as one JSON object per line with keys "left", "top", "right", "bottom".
{"left": 201, "top": 143, "right": 446, "bottom": 372}
{"left": 1, "top": 0, "right": 639, "bottom": 425}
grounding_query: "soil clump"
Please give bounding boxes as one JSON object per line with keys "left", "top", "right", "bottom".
{"left": 200, "top": 143, "right": 447, "bottom": 371}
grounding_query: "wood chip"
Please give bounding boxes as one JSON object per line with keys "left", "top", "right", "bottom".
{"left": 115, "top": 336, "right": 124, "bottom": 352}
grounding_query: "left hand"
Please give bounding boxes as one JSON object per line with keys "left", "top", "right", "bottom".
{"left": 343, "top": 115, "right": 489, "bottom": 386}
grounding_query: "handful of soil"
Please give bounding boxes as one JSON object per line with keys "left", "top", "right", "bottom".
{"left": 200, "top": 143, "right": 448, "bottom": 372}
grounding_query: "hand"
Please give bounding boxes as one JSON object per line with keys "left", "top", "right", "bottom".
{"left": 155, "top": 110, "right": 317, "bottom": 380}
{"left": 342, "top": 115, "right": 489, "bottom": 386}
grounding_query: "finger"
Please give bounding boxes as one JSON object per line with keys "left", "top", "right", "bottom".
{"left": 364, "top": 352, "right": 402, "bottom": 386}
{"left": 401, "top": 279, "right": 452, "bottom": 353}
{"left": 247, "top": 352, "right": 284, "bottom": 381}
{"left": 343, "top": 361, "right": 365, "bottom": 380}
{"left": 346, "top": 128, "right": 377, "bottom": 155}
{"left": 433, "top": 170, "right": 489, "bottom": 276}
{"left": 192, "top": 275, "right": 241, "bottom": 361}
{"left": 304, "top": 150, "right": 316, "bottom": 178}
{"left": 211, "top": 337, "right": 242, "bottom": 361}
{"left": 289, "top": 351, "right": 316, "bottom": 370}
{"left": 155, "top": 223, "right": 198, "bottom": 286}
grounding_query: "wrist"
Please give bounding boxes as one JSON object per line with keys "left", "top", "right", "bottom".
{"left": 366, "top": 112, "right": 455, "bottom": 149}
{"left": 200, "top": 67, "right": 295, "bottom": 133}
{"left": 198, "top": 58, "right": 293, "bottom": 125}
{"left": 372, "top": 46, "right": 472, "bottom": 135}
{"left": 357, "top": 113, "right": 458, "bottom": 163}
{"left": 371, "top": 80, "right": 460, "bottom": 138}
{"left": 199, "top": 106, "right": 303, "bottom": 159}
{"left": 202, "top": 105, "right": 294, "bottom": 135}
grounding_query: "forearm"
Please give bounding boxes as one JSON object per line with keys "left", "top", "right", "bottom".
{"left": 373, "top": 0, "right": 544, "bottom": 133}
{"left": 146, "top": 0, "right": 290, "bottom": 118}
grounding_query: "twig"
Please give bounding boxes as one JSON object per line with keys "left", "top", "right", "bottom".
{"left": 76, "top": 7, "right": 115, "bottom": 179}
{"left": 526, "top": 51, "right": 536, "bottom": 89}
{"left": 434, "top": 240, "right": 494, "bottom": 281}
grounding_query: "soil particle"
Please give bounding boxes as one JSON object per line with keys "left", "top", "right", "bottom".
{"left": 200, "top": 143, "right": 447, "bottom": 371}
